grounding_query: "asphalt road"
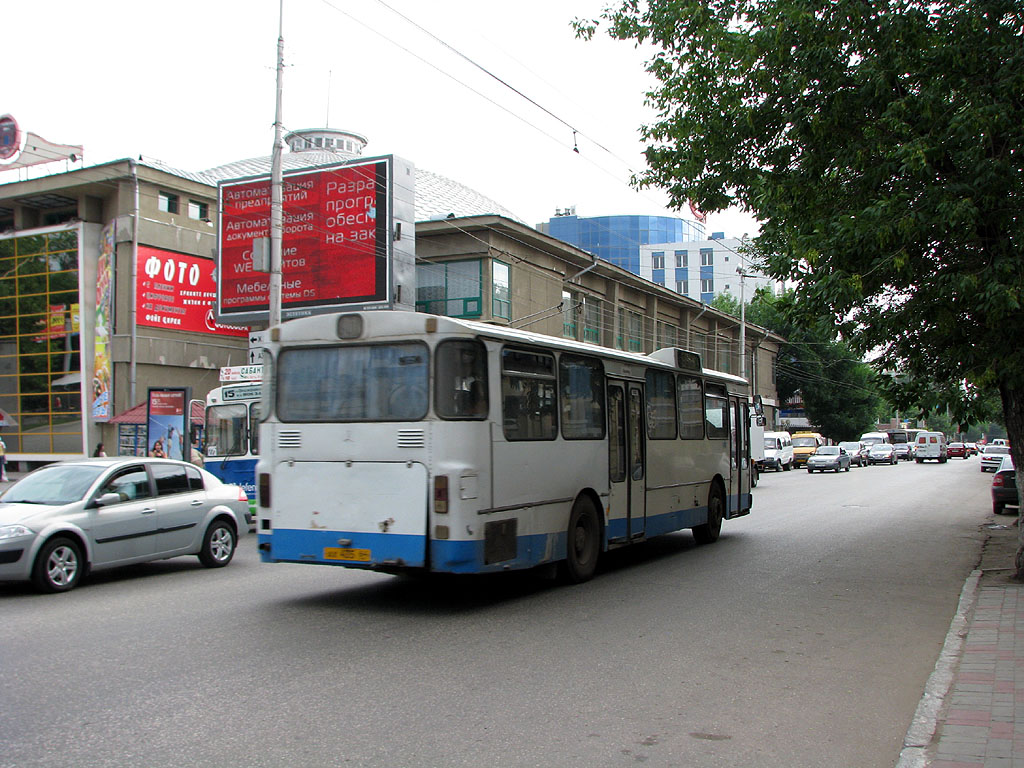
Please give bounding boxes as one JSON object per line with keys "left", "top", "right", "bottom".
{"left": 0, "top": 456, "right": 993, "bottom": 768}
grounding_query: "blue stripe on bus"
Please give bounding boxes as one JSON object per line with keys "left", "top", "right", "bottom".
{"left": 262, "top": 528, "right": 427, "bottom": 568}
{"left": 259, "top": 497, "right": 751, "bottom": 573}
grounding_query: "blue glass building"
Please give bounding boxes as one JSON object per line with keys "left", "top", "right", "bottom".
{"left": 542, "top": 214, "right": 705, "bottom": 274}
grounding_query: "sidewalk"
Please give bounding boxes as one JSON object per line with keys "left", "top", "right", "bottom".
{"left": 899, "top": 520, "right": 1024, "bottom": 768}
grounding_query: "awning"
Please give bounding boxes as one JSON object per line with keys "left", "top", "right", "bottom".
{"left": 108, "top": 400, "right": 205, "bottom": 426}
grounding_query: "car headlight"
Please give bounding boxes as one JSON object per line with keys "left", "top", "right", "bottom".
{"left": 0, "top": 524, "right": 34, "bottom": 541}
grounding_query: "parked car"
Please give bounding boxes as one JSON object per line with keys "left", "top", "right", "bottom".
{"left": 980, "top": 445, "right": 1012, "bottom": 473}
{"left": 947, "top": 442, "right": 969, "bottom": 459}
{"left": 0, "top": 458, "right": 250, "bottom": 593}
{"left": 992, "top": 455, "right": 1018, "bottom": 515}
{"left": 806, "top": 445, "right": 852, "bottom": 473}
{"left": 868, "top": 444, "right": 897, "bottom": 465}
{"left": 892, "top": 443, "right": 915, "bottom": 461}
{"left": 838, "top": 441, "right": 868, "bottom": 467}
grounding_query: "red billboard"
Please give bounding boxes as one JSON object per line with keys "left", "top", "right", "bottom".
{"left": 137, "top": 246, "right": 248, "bottom": 337}
{"left": 216, "top": 157, "right": 390, "bottom": 322}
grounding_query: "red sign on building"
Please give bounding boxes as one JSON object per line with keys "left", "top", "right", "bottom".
{"left": 136, "top": 246, "right": 248, "bottom": 337}
{"left": 216, "top": 157, "right": 390, "bottom": 323}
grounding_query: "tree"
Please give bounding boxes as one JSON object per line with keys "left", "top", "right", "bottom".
{"left": 579, "top": 1, "right": 1024, "bottom": 574}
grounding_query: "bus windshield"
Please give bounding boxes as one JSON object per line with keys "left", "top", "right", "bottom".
{"left": 205, "top": 403, "right": 248, "bottom": 457}
{"left": 277, "top": 343, "right": 429, "bottom": 422}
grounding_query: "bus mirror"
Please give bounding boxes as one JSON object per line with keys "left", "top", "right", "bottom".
{"left": 753, "top": 395, "right": 764, "bottom": 415}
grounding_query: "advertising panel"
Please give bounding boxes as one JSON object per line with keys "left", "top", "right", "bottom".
{"left": 136, "top": 246, "right": 248, "bottom": 337}
{"left": 216, "top": 155, "right": 415, "bottom": 324}
{"left": 92, "top": 223, "right": 114, "bottom": 421}
{"left": 146, "top": 387, "right": 190, "bottom": 461}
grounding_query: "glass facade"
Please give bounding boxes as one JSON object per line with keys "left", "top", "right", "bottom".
{"left": 546, "top": 215, "right": 704, "bottom": 274}
{"left": 0, "top": 228, "right": 82, "bottom": 453}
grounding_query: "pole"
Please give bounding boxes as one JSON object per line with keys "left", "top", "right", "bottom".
{"left": 739, "top": 269, "right": 747, "bottom": 382}
{"left": 268, "top": 0, "right": 285, "bottom": 328}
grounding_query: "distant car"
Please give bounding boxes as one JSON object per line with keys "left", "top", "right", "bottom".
{"left": 892, "top": 443, "right": 914, "bottom": 461}
{"left": 947, "top": 442, "right": 969, "bottom": 459}
{"left": 980, "top": 445, "right": 1012, "bottom": 473}
{"left": 992, "top": 455, "right": 1018, "bottom": 515}
{"left": 807, "top": 445, "right": 852, "bottom": 473}
{"left": 838, "top": 441, "right": 868, "bottom": 467}
{"left": 966, "top": 442, "right": 979, "bottom": 456}
{"left": 0, "top": 458, "right": 250, "bottom": 593}
{"left": 868, "top": 444, "right": 897, "bottom": 465}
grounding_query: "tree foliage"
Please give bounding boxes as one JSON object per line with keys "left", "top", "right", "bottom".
{"left": 579, "top": 0, "right": 1024, "bottom": 569}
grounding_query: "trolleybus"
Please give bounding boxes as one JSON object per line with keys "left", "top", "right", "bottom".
{"left": 204, "top": 367, "right": 262, "bottom": 520}
{"left": 255, "top": 311, "right": 754, "bottom": 582}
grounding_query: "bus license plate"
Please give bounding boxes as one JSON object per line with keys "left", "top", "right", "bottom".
{"left": 323, "top": 547, "right": 371, "bottom": 562}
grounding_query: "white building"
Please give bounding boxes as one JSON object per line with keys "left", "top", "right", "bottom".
{"left": 638, "top": 236, "right": 777, "bottom": 305}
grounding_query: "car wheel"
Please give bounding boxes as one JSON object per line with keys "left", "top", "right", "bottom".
{"left": 693, "top": 483, "right": 725, "bottom": 545}
{"left": 198, "top": 518, "right": 237, "bottom": 568}
{"left": 845, "top": 464, "right": 850, "bottom": 472}
{"left": 782, "top": 461, "right": 791, "bottom": 472}
{"left": 994, "top": 501, "right": 1006, "bottom": 515}
{"left": 561, "top": 496, "right": 600, "bottom": 583}
{"left": 32, "top": 536, "right": 84, "bottom": 593}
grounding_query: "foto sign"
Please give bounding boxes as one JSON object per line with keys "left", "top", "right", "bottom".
{"left": 216, "top": 155, "right": 416, "bottom": 324}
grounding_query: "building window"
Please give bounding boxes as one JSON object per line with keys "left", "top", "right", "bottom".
{"left": 676, "top": 280, "right": 688, "bottom": 295}
{"left": 415, "top": 260, "right": 482, "bottom": 318}
{"left": 188, "top": 200, "right": 209, "bottom": 220}
{"left": 562, "top": 290, "right": 577, "bottom": 339}
{"left": 659, "top": 322, "right": 678, "bottom": 349}
{"left": 582, "top": 296, "right": 601, "bottom": 343}
{"left": 701, "top": 278, "right": 714, "bottom": 293}
{"left": 0, "top": 228, "right": 83, "bottom": 454}
{"left": 621, "top": 309, "right": 643, "bottom": 352}
{"left": 701, "top": 248, "right": 714, "bottom": 266}
{"left": 675, "top": 250, "right": 687, "bottom": 268}
{"left": 158, "top": 192, "right": 179, "bottom": 214}
{"left": 492, "top": 260, "right": 511, "bottom": 320}
{"left": 652, "top": 251, "right": 665, "bottom": 269}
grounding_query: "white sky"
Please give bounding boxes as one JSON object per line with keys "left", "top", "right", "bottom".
{"left": 4, "top": 0, "right": 759, "bottom": 238}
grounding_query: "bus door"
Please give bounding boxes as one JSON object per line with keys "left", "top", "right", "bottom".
{"left": 608, "top": 380, "right": 646, "bottom": 539}
{"left": 728, "top": 396, "right": 748, "bottom": 517}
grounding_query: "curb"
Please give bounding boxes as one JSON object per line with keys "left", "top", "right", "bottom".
{"left": 895, "top": 568, "right": 982, "bottom": 768}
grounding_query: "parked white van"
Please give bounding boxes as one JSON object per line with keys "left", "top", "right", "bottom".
{"left": 758, "top": 431, "right": 794, "bottom": 472}
{"left": 915, "top": 431, "right": 948, "bottom": 463}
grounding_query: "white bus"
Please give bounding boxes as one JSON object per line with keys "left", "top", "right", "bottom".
{"left": 255, "top": 311, "right": 754, "bottom": 582}
{"left": 204, "top": 371, "right": 262, "bottom": 522}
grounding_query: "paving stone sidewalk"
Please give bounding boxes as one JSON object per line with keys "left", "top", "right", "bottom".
{"left": 900, "top": 522, "right": 1024, "bottom": 768}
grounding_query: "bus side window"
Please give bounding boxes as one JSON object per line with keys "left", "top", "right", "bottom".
{"left": 436, "top": 340, "right": 488, "bottom": 419}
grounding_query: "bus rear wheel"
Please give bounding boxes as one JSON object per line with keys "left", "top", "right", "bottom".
{"left": 693, "top": 484, "right": 724, "bottom": 545}
{"left": 562, "top": 496, "right": 600, "bottom": 583}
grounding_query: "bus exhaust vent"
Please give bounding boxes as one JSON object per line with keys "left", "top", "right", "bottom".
{"left": 277, "top": 430, "right": 302, "bottom": 448}
{"left": 397, "top": 429, "right": 425, "bottom": 449}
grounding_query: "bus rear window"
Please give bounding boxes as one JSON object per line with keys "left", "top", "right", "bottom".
{"left": 277, "top": 343, "right": 429, "bottom": 422}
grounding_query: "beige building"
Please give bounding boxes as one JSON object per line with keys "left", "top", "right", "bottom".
{"left": 0, "top": 128, "right": 783, "bottom": 466}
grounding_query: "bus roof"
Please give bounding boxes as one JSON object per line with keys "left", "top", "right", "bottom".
{"left": 272, "top": 310, "right": 750, "bottom": 388}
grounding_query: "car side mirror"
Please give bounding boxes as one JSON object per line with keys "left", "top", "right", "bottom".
{"left": 92, "top": 492, "right": 123, "bottom": 508}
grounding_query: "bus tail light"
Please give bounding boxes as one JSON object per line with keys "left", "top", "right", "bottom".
{"left": 434, "top": 475, "right": 449, "bottom": 514}
{"left": 259, "top": 472, "right": 271, "bottom": 508}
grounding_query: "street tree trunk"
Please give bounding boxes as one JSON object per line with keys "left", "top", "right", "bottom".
{"left": 1000, "top": 382, "right": 1024, "bottom": 580}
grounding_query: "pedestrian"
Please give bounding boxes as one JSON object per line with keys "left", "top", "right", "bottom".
{"left": 190, "top": 439, "right": 205, "bottom": 467}
{"left": 0, "top": 435, "right": 7, "bottom": 482}
{"left": 93, "top": 442, "right": 107, "bottom": 457}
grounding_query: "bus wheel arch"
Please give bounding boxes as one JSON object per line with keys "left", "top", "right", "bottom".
{"left": 693, "top": 478, "right": 726, "bottom": 545}
{"left": 560, "top": 491, "right": 603, "bottom": 584}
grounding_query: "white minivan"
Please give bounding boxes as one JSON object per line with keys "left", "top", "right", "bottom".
{"left": 915, "top": 431, "right": 948, "bottom": 463}
{"left": 759, "top": 431, "right": 794, "bottom": 472}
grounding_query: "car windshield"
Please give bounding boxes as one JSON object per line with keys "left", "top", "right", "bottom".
{"left": 871, "top": 445, "right": 891, "bottom": 452}
{"left": 793, "top": 437, "right": 818, "bottom": 447}
{"left": 839, "top": 443, "right": 859, "bottom": 451}
{"left": 816, "top": 446, "right": 839, "bottom": 455}
{"left": 763, "top": 438, "right": 778, "bottom": 449}
{"left": 1, "top": 464, "right": 106, "bottom": 505}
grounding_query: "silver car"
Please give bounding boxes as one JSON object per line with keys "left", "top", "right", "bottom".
{"left": 0, "top": 458, "right": 249, "bottom": 592}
